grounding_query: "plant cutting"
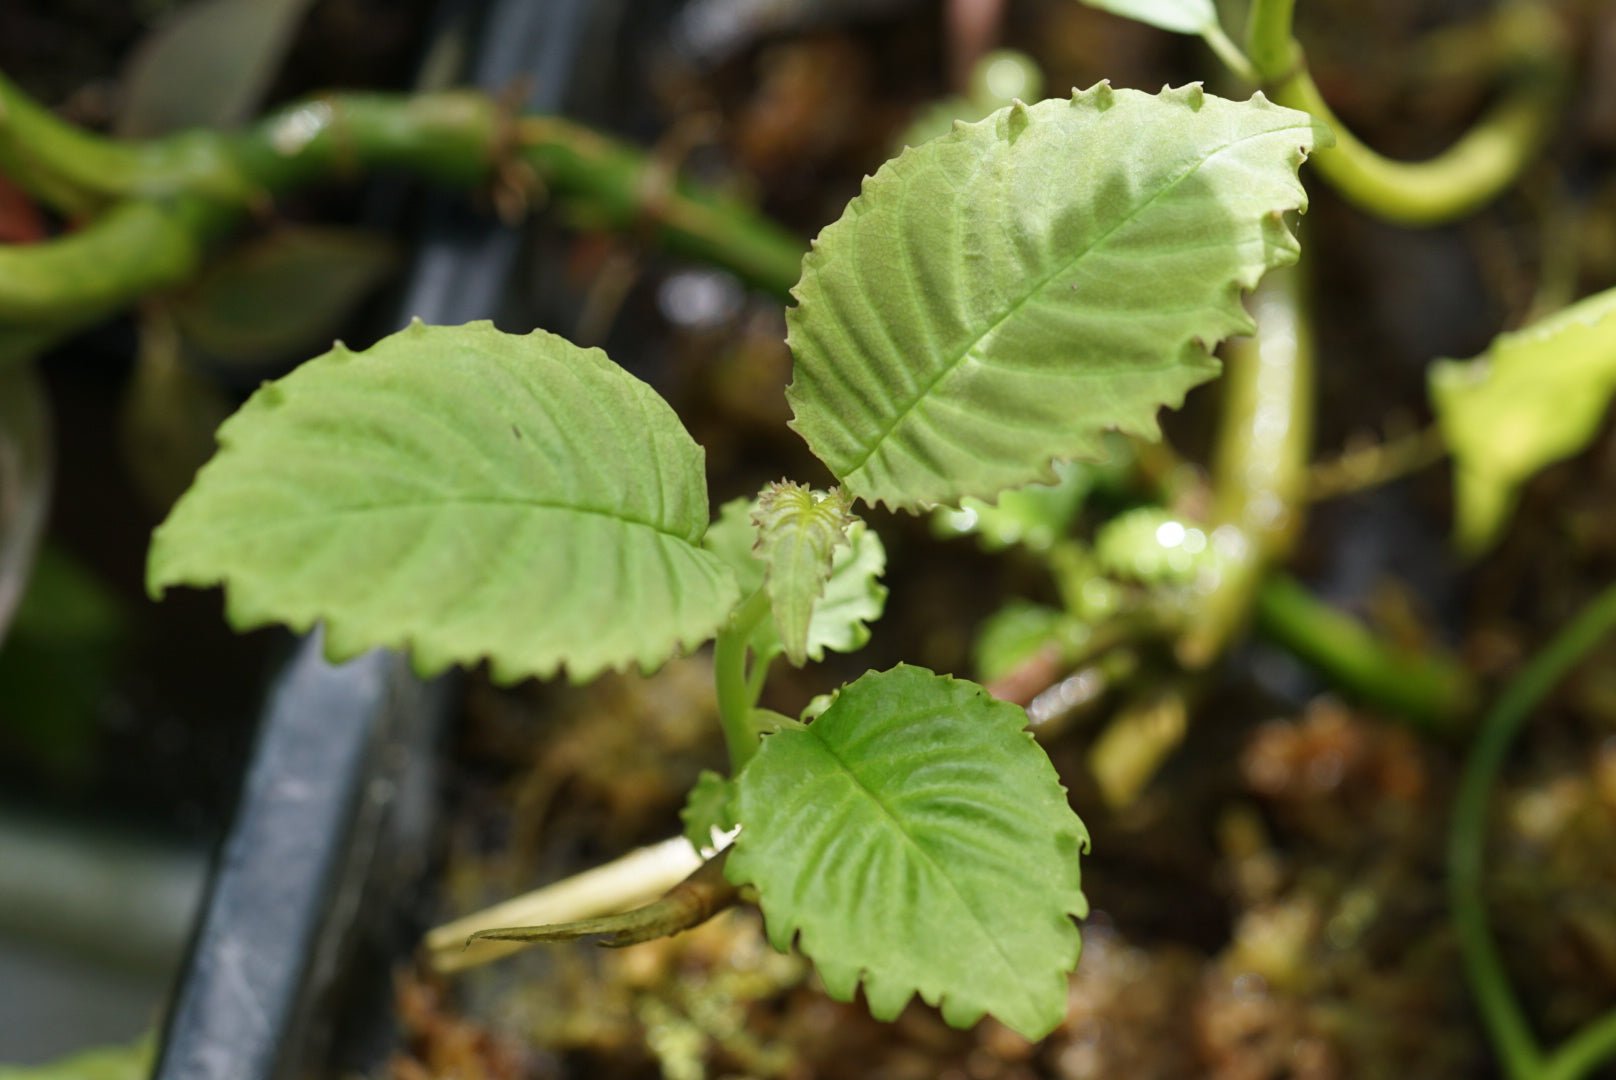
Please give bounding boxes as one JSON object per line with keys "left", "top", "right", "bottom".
{"left": 7, "top": 0, "right": 1616, "bottom": 1071}
{"left": 144, "top": 84, "right": 1327, "bottom": 1039}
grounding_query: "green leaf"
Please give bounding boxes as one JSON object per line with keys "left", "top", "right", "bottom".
{"left": 973, "top": 601, "right": 1079, "bottom": 683}
{"left": 117, "top": 0, "right": 316, "bottom": 137}
{"left": 1077, "top": 0, "right": 1216, "bottom": 34}
{"left": 1093, "top": 506, "right": 1214, "bottom": 584}
{"left": 171, "top": 226, "right": 399, "bottom": 364}
{"left": 802, "top": 519, "right": 887, "bottom": 659}
{"left": 148, "top": 320, "right": 738, "bottom": 682}
{"left": 681, "top": 769, "right": 739, "bottom": 852}
{"left": 726, "top": 665, "right": 1089, "bottom": 1040}
{"left": 1430, "top": 287, "right": 1616, "bottom": 555}
{"left": 787, "top": 85, "right": 1329, "bottom": 511}
{"left": 705, "top": 493, "right": 888, "bottom": 664}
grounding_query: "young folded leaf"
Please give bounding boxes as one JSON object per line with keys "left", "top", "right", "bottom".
{"left": 787, "top": 84, "right": 1331, "bottom": 511}
{"left": 147, "top": 320, "right": 738, "bottom": 682}
{"left": 753, "top": 483, "right": 855, "bottom": 665}
{"left": 705, "top": 489, "right": 888, "bottom": 666}
{"left": 1430, "top": 286, "right": 1616, "bottom": 555}
{"left": 726, "top": 664, "right": 1090, "bottom": 1041}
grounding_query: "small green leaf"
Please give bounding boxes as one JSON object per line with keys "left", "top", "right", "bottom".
{"left": 1093, "top": 507, "right": 1214, "bottom": 584}
{"left": 1430, "top": 287, "right": 1616, "bottom": 554}
{"left": 727, "top": 665, "right": 1090, "bottom": 1040}
{"left": 680, "top": 769, "right": 739, "bottom": 852}
{"left": 973, "top": 601, "right": 1079, "bottom": 683}
{"left": 802, "top": 519, "right": 886, "bottom": 659}
{"left": 117, "top": 0, "right": 316, "bottom": 137}
{"left": 1076, "top": 0, "right": 1216, "bottom": 34}
{"left": 754, "top": 482, "right": 856, "bottom": 665}
{"left": 171, "top": 226, "right": 399, "bottom": 364}
{"left": 706, "top": 491, "right": 888, "bottom": 665}
{"left": 787, "top": 85, "right": 1329, "bottom": 511}
{"left": 148, "top": 321, "right": 738, "bottom": 682}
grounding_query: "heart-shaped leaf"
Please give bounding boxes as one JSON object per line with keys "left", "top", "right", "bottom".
{"left": 149, "top": 320, "right": 738, "bottom": 682}
{"left": 787, "top": 85, "right": 1329, "bottom": 511}
{"left": 727, "top": 664, "right": 1090, "bottom": 1040}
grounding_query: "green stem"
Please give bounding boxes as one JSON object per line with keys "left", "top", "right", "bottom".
{"left": 1243, "top": 0, "right": 1567, "bottom": 227}
{"left": 1448, "top": 581, "right": 1616, "bottom": 1080}
{"left": 1244, "top": 0, "right": 1300, "bottom": 82}
{"left": 1254, "top": 574, "right": 1474, "bottom": 732}
{"left": 1544, "top": 1011, "right": 1616, "bottom": 1080}
{"left": 517, "top": 117, "right": 804, "bottom": 297}
{"left": 0, "top": 71, "right": 806, "bottom": 339}
{"left": 714, "top": 588, "right": 774, "bottom": 772}
{"left": 1200, "top": 23, "right": 1259, "bottom": 87}
{"left": 1179, "top": 263, "right": 1312, "bottom": 668}
{"left": 0, "top": 198, "right": 218, "bottom": 325}
{"left": 1271, "top": 64, "right": 1564, "bottom": 227}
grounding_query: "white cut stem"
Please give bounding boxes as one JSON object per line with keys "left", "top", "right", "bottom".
{"left": 425, "top": 836, "right": 702, "bottom": 974}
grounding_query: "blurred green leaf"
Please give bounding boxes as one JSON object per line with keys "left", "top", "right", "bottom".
{"left": 171, "top": 226, "right": 398, "bottom": 365}
{"left": 117, "top": 0, "right": 317, "bottom": 137}
{"left": 1094, "top": 507, "right": 1214, "bottom": 585}
{"left": 973, "top": 601, "right": 1082, "bottom": 684}
{"left": 1076, "top": 0, "right": 1216, "bottom": 34}
{"left": 1430, "top": 286, "right": 1616, "bottom": 554}
{"left": 0, "top": 546, "right": 127, "bottom": 783}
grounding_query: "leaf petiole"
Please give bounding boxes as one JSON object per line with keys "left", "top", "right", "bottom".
{"left": 714, "top": 587, "right": 774, "bottom": 771}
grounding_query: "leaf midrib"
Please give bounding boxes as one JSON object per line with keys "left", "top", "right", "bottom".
{"left": 168, "top": 493, "right": 700, "bottom": 544}
{"left": 807, "top": 706, "right": 1045, "bottom": 1017}
{"left": 836, "top": 121, "right": 1305, "bottom": 479}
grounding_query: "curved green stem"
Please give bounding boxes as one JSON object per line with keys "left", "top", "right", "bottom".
{"left": 1179, "top": 262, "right": 1312, "bottom": 668}
{"left": 1245, "top": 0, "right": 1567, "bottom": 227}
{"left": 1271, "top": 64, "right": 1564, "bottom": 226}
{"left": 1200, "top": 23, "right": 1259, "bottom": 87}
{"left": 1448, "top": 581, "right": 1616, "bottom": 1080}
{"left": 0, "top": 70, "right": 806, "bottom": 341}
{"left": 0, "top": 199, "right": 216, "bottom": 325}
{"left": 1255, "top": 574, "right": 1474, "bottom": 732}
{"left": 1244, "top": 0, "right": 1300, "bottom": 83}
{"left": 714, "top": 588, "right": 774, "bottom": 772}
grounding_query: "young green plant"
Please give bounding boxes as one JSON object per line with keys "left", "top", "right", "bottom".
{"left": 148, "top": 85, "right": 1327, "bottom": 1039}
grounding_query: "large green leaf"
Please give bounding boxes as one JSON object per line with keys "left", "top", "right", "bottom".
{"left": 1430, "top": 287, "right": 1616, "bottom": 554}
{"left": 149, "top": 320, "right": 738, "bottom": 682}
{"left": 1077, "top": 0, "right": 1215, "bottom": 34}
{"left": 727, "top": 665, "right": 1089, "bottom": 1040}
{"left": 787, "top": 85, "right": 1329, "bottom": 511}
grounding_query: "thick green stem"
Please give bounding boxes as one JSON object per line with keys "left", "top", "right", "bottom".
{"left": 714, "top": 588, "right": 774, "bottom": 772}
{"left": 1179, "top": 263, "right": 1311, "bottom": 668}
{"left": 1255, "top": 574, "right": 1474, "bottom": 731}
{"left": 1448, "top": 582, "right": 1616, "bottom": 1080}
{"left": 1244, "top": 1, "right": 1567, "bottom": 227}
{"left": 519, "top": 118, "right": 805, "bottom": 297}
{"left": 0, "top": 198, "right": 217, "bottom": 325}
{"left": 0, "top": 71, "right": 806, "bottom": 341}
